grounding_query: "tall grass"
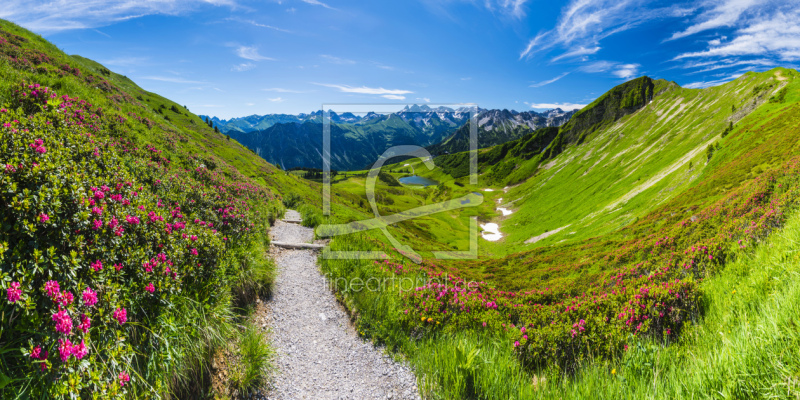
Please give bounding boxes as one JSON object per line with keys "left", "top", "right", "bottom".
{"left": 230, "top": 322, "right": 274, "bottom": 395}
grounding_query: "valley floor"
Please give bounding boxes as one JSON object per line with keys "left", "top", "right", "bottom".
{"left": 260, "top": 211, "right": 420, "bottom": 399}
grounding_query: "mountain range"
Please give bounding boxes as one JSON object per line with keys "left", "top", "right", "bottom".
{"left": 206, "top": 106, "right": 576, "bottom": 170}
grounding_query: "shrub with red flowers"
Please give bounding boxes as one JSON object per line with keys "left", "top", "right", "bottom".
{"left": 0, "top": 82, "right": 280, "bottom": 398}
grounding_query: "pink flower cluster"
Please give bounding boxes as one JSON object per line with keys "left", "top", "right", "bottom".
{"left": 29, "top": 138, "right": 47, "bottom": 154}
{"left": 82, "top": 287, "right": 98, "bottom": 306}
{"left": 113, "top": 307, "right": 127, "bottom": 324}
{"left": 58, "top": 339, "right": 88, "bottom": 362}
{"left": 6, "top": 281, "right": 21, "bottom": 303}
{"left": 52, "top": 309, "right": 73, "bottom": 335}
{"left": 119, "top": 371, "right": 130, "bottom": 386}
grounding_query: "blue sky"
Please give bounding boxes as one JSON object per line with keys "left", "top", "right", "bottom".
{"left": 1, "top": 0, "right": 798, "bottom": 118}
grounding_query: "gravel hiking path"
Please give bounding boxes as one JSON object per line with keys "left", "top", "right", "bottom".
{"left": 260, "top": 211, "right": 420, "bottom": 400}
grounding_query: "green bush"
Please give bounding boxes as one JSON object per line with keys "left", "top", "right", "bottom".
{"left": 298, "top": 204, "right": 322, "bottom": 228}
{"left": 282, "top": 192, "right": 302, "bottom": 209}
{"left": 0, "top": 82, "right": 277, "bottom": 398}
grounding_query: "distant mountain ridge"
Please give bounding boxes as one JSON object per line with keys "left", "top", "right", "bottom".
{"left": 210, "top": 106, "right": 576, "bottom": 170}
{"left": 428, "top": 108, "right": 576, "bottom": 155}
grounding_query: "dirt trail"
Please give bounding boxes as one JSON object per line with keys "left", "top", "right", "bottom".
{"left": 259, "top": 210, "right": 420, "bottom": 400}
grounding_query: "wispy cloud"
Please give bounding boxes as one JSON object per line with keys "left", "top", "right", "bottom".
{"left": 102, "top": 56, "right": 148, "bottom": 67}
{"left": 320, "top": 54, "right": 355, "bottom": 65}
{"left": 527, "top": 102, "right": 587, "bottom": 110}
{"left": 312, "top": 83, "right": 413, "bottom": 95}
{"left": 551, "top": 46, "right": 601, "bottom": 62}
{"left": 667, "top": 0, "right": 766, "bottom": 41}
{"left": 681, "top": 58, "right": 775, "bottom": 74}
{"left": 231, "top": 62, "right": 256, "bottom": 72}
{"left": 225, "top": 17, "right": 292, "bottom": 33}
{"left": 611, "top": 63, "right": 640, "bottom": 79}
{"left": 519, "top": 0, "right": 690, "bottom": 61}
{"left": 93, "top": 29, "right": 112, "bottom": 38}
{"left": 301, "top": 0, "right": 335, "bottom": 10}
{"left": 0, "top": 0, "right": 236, "bottom": 33}
{"left": 421, "top": 0, "right": 531, "bottom": 19}
{"left": 140, "top": 76, "right": 207, "bottom": 84}
{"left": 675, "top": 8, "right": 800, "bottom": 61}
{"left": 235, "top": 46, "right": 274, "bottom": 61}
{"left": 264, "top": 88, "right": 307, "bottom": 93}
{"left": 268, "top": 97, "right": 285, "bottom": 102}
{"left": 683, "top": 73, "right": 743, "bottom": 88}
{"left": 416, "top": 97, "right": 431, "bottom": 103}
{"left": 530, "top": 72, "right": 570, "bottom": 87}
{"left": 577, "top": 60, "right": 640, "bottom": 79}
{"left": 382, "top": 94, "right": 406, "bottom": 100}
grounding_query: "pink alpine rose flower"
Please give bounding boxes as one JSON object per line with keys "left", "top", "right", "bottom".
{"left": 44, "top": 280, "right": 60, "bottom": 299}
{"left": 78, "top": 313, "right": 91, "bottom": 333}
{"left": 52, "top": 309, "right": 73, "bottom": 335}
{"left": 58, "top": 339, "right": 73, "bottom": 362}
{"left": 119, "top": 371, "right": 130, "bottom": 386}
{"left": 6, "top": 282, "right": 21, "bottom": 303}
{"left": 39, "top": 213, "right": 49, "bottom": 223}
{"left": 72, "top": 340, "right": 88, "bottom": 360}
{"left": 82, "top": 287, "right": 98, "bottom": 306}
{"left": 113, "top": 307, "right": 127, "bottom": 324}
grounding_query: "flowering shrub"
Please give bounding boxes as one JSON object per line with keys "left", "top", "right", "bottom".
{"left": 0, "top": 81, "right": 277, "bottom": 398}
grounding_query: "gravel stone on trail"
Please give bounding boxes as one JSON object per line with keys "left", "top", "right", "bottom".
{"left": 260, "top": 212, "right": 420, "bottom": 400}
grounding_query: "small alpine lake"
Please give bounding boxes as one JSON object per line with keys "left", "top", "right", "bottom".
{"left": 398, "top": 175, "right": 439, "bottom": 187}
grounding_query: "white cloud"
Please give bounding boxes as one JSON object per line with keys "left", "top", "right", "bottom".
{"left": 102, "top": 56, "right": 148, "bottom": 67}
{"left": 527, "top": 102, "right": 587, "bottom": 110}
{"left": 612, "top": 63, "right": 640, "bottom": 79}
{"left": 382, "top": 94, "right": 406, "bottom": 100}
{"left": 246, "top": 102, "right": 255, "bottom": 106}
{"left": 225, "top": 17, "right": 292, "bottom": 33}
{"left": 579, "top": 60, "right": 615, "bottom": 73}
{"left": 416, "top": 97, "right": 432, "bottom": 103}
{"left": 0, "top": 0, "right": 236, "bottom": 33}
{"left": 675, "top": 9, "right": 800, "bottom": 61}
{"left": 264, "top": 88, "right": 307, "bottom": 93}
{"left": 231, "top": 62, "right": 256, "bottom": 72}
{"left": 683, "top": 73, "right": 743, "bottom": 88}
{"left": 320, "top": 54, "right": 356, "bottom": 64}
{"left": 268, "top": 97, "right": 285, "bottom": 102}
{"left": 682, "top": 58, "right": 775, "bottom": 74}
{"left": 490, "top": 0, "right": 531, "bottom": 18}
{"left": 301, "top": 0, "right": 335, "bottom": 10}
{"left": 236, "top": 46, "right": 274, "bottom": 61}
{"left": 667, "top": 0, "right": 766, "bottom": 41}
{"left": 519, "top": 0, "right": 689, "bottom": 61}
{"left": 551, "top": 46, "right": 601, "bottom": 62}
{"left": 313, "top": 83, "right": 413, "bottom": 95}
{"left": 530, "top": 72, "right": 570, "bottom": 87}
{"left": 140, "top": 76, "right": 207, "bottom": 84}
